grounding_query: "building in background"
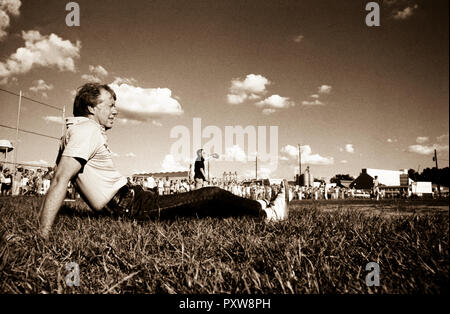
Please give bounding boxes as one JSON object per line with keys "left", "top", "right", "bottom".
{"left": 351, "top": 168, "right": 414, "bottom": 197}
{"left": 132, "top": 171, "right": 189, "bottom": 182}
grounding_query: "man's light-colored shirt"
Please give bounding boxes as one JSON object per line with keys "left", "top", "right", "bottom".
{"left": 60, "top": 117, "right": 127, "bottom": 210}
{"left": 145, "top": 176, "right": 156, "bottom": 189}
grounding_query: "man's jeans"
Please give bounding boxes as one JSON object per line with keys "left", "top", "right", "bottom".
{"left": 108, "top": 184, "right": 266, "bottom": 220}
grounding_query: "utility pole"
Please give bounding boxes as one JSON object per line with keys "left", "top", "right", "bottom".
{"left": 298, "top": 144, "right": 301, "bottom": 185}
{"left": 255, "top": 152, "right": 258, "bottom": 180}
{"left": 433, "top": 149, "right": 441, "bottom": 197}
{"left": 306, "top": 166, "right": 310, "bottom": 187}
{"left": 14, "top": 90, "right": 22, "bottom": 172}
{"left": 433, "top": 149, "right": 439, "bottom": 169}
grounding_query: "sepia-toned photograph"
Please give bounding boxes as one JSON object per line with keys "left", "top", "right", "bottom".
{"left": 0, "top": 0, "right": 448, "bottom": 305}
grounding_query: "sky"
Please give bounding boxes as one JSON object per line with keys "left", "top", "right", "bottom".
{"left": 0, "top": 0, "right": 448, "bottom": 181}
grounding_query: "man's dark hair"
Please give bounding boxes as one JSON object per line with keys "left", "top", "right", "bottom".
{"left": 196, "top": 149, "right": 204, "bottom": 162}
{"left": 73, "top": 83, "right": 117, "bottom": 117}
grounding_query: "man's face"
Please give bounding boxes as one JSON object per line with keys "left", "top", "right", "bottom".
{"left": 91, "top": 89, "right": 117, "bottom": 130}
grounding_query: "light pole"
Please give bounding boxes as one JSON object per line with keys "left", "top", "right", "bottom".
{"left": 433, "top": 149, "right": 441, "bottom": 197}
{"left": 298, "top": 144, "right": 302, "bottom": 185}
{"left": 255, "top": 152, "right": 258, "bottom": 180}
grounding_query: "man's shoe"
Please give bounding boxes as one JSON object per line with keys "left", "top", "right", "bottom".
{"left": 105, "top": 183, "right": 137, "bottom": 217}
{"left": 264, "top": 179, "right": 289, "bottom": 222}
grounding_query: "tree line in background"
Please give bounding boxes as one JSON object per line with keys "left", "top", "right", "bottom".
{"left": 408, "top": 167, "right": 449, "bottom": 187}
{"left": 326, "top": 168, "right": 450, "bottom": 188}
{"left": 329, "top": 174, "right": 355, "bottom": 183}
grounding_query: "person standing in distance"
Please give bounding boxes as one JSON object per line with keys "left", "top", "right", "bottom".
{"left": 194, "top": 149, "right": 207, "bottom": 189}
{"left": 193, "top": 149, "right": 218, "bottom": 189}
{"left": 373, "top": 175, "right": 380, "bottom": 201}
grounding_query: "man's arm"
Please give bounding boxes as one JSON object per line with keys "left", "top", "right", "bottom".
{"left": 200, "top": 166, "right": 207, "bottom": 180}
{"left": 39, "top": 156, "right": 82, "bottom": 239}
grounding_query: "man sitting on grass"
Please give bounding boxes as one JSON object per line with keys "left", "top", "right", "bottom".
{"left": 38, "top": 83, "right": 289, "bottom": 239}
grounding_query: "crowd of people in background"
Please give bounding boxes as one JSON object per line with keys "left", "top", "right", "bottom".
{"left": 0, "top": 164, "right": 444, "bottom": 200}
{"left": 291, "top": 184, "right": 368, "bottom": 200}
{"left": 0, "top": 165, "right": 53, "bottom": 196}
{"left": 127, "top": 172, "right": 380, "bottom": 202}
{"left": 129, "top": 175, "right": 282, "bottom": 202}
{"left": 127, "top": 175, "right": 437, "bottom": 201}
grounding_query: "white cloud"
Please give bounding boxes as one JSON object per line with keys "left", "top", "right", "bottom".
{"left": 256, "top": 94, "right": 293, "bottom": 109}
{"left": 302, "top": 99, "right": 324, "bottom": 106}
{"left": 115, "top": 118, "right": 142, "bottom": 126}
{"left": 227, "top": 74, "right": 270, "bottom": 105}
{"left": 161, "top": 154, "right": 189, "bottom": 172}
{"left": 81, "top": 74, "right": 102, "bottom": 83}
{"left": 301, "top": 86, "right": 331, "bottom": 105}
{"left": 232, "top": 74, "right": 269, "bottom": 94}
{"left": 227, "top": 93, "right": 247, "bottom": 105}
{"left": 345, "top": 144, "right": 355, "bottom": 153}
{"left": 282, "top": 145, "right": 299, "bottom": 157}
{"left": 0, "top": 0, "right": 21, "bottom": 40}
{"left": 318, "top": 85, "right": 332, "bottom": 94}
{"left": 436, "top": 133, "right": 449, "bottom": 142}
{"left": 113, "top": 76, "right": 137, "bottom": 85}
{"left": 0, "top": 30, "right": 81, "bottom": 80}
{"left": 116, "top": 118, "right": 162, "bottom": 127}
{"left": 23, "top": 159, "right": 49, "bottom": 167}
{"left": 89, "top": 65, "right": 108, "bottom": 77}
{"left": 340, "top": 160, "right": 348, "bottom": 164}
{"left": 109, "top": 83, "right": 184, "bottom": 121}
{"left": 81, "top": 65, "right": 108, "bottom": 83}
{"left": 293, "top": 34, "right": 304, "bottom": 43}
{"left": 408, "top": 144, "right": 449, "bottom": 155}
{"left": 281, "top": 144, "right": 334, "bottom": 165}
{"left": 43, "top": 115, "right": 64, "bottom": 124}
{"left": 262, "top": 108, "right": 276, "bottom": 115}
{"left": 125, "top": 152, "right": 136, "bottom": 158}
{"left": 30, "top": 79, "right": 53, "bottom": 97}
{"left": 393, "top": 4, "right": 418, "bottom": 20}
{"left": 222, "top": 145, "right": 247, "bottom": 162}
{"left": 415, "top": 136, "right": 429, "bottom": 144}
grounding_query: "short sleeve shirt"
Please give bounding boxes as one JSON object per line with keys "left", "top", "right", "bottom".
{"left": 61, "top": 118, "right": 127, "bottom": 210}
{"left": 194, "top": 159, "right": 205, "bottom": 180}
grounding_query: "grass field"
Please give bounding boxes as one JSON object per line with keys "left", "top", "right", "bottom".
{"left": 0, "top": 196, "right": 448, "bottom": 294}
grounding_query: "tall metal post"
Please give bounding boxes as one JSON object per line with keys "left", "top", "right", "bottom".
{"left": 255, "top": 152, "right": 258, "bottom": 180}
{"left": 433, "top": 149, "right": 439, "bottom": 169}
{"left": 298, "top": 144, "right": 301, "bottom": 185}
{"left": 433, "top": 149, "right": 441, "bottom": 197}
{"left": 14, "top": 90, "right": 22, "bottom": 170}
